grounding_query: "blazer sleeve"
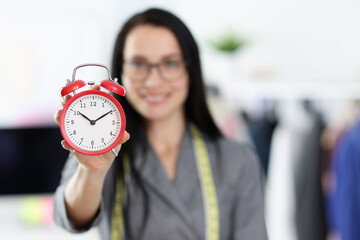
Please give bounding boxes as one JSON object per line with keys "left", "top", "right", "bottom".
{"left": 53, "top": 156, "right": 104, "bottom": 233}
{"left": 233, "top": 145, "right": 268, "bottom": 240}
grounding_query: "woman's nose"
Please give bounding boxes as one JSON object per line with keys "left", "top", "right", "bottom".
{"left": 144, "top": 66, "right": 163, "bottom": 87}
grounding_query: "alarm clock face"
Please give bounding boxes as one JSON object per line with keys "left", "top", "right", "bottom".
{"left": 60, "top": 90, "right": 125, "bottom": 155}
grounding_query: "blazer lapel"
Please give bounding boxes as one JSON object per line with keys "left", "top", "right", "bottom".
{"left": 133, "top": 131, "right": 200, "bottom": 237}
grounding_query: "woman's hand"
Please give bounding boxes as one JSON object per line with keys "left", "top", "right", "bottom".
{"left": 54, "top": 85, "right": 130, "bottom": 227}
{"left": 54, "top": 85, "right": 130, "bottom": 173}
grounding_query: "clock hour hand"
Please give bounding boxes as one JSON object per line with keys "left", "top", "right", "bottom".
{"left": 79, "top": 112, "right": 96, "bottom": 125}
{"left": 94, "top": 110, "right": 112, "bottom": 123}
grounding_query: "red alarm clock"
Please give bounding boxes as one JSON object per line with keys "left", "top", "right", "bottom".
{"left": 59, "top": 64, "right": 126, "bottom": 156}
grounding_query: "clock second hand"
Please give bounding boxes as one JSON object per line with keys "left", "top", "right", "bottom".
{"left": 79, "top": 112, "right": 96, "bottom": 125}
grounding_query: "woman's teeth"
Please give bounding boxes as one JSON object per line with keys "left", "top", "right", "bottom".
{"left": 144, "top": 95, "right": 166, "bottom": 102}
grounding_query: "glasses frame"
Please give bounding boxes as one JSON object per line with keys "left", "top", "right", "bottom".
{"left": 122, "top": 57, "right": 188, "bottom": 82}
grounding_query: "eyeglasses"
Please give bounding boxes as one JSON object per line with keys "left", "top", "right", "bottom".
{"left": 122, "top": 56, "right": 187, "bottom": 82}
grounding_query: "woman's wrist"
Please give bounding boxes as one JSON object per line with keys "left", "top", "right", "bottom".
{"left": 77, "top": 162, "right": 110, "bottom": 180}
{"left": 64, "top": 163, "right": 107, "bottom": 226}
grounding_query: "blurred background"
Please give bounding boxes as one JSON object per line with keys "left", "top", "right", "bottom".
{"left": 1, "top": 0, "right": 359, "bottom": 239}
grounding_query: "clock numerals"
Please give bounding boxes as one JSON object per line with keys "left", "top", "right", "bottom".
{"left": 102, "top": 100, "right": 109, "bottom": 108}
{"left": 64, "top": 93, "right": 123, "bottom": 152}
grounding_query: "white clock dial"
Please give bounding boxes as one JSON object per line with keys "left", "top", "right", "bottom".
{"left": 64, "top": 94, "right": 122, "bottom": 152}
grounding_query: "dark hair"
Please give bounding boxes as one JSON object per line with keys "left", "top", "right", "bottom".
{"left": 111, "top": 8, "right": 221, "bottom": 239}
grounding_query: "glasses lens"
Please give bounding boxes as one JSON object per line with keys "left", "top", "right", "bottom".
{"left": 123, "top": 60, "right": 148, "bottom": 80}
{"left": 159, "top": 58, "right": 186, "bottom": 80}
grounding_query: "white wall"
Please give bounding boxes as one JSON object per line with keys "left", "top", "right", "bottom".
{"left": 0, "top": 0, "right": 112, "bottom": 127}
{"left": 1, "top": 0, "right": 359, "bottom": 127}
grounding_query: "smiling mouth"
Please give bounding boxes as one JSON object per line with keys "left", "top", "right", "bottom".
{"left": 142, "top": 93, "right": 169, "bottom": 103}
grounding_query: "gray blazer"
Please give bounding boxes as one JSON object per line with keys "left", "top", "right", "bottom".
{"left": 54, "top": 127, "right": 268, "bottom": 240}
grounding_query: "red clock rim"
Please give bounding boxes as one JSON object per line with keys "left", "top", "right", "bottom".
{"left": 60, "top": 90, "right": 126, "bottom": 155}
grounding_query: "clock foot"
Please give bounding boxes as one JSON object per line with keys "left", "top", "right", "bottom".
{"left": 111, "top": 149, "right": 118, "bottom": 157}
{"left": 69, "top": 150, "right": 76, "bottom": 158}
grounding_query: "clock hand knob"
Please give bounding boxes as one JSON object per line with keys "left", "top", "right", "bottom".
{"left": 79, "top": 112, "right": 96, "bottom": 125}
{"left": 94, "top": 110, "right": 112, "bottom": 123}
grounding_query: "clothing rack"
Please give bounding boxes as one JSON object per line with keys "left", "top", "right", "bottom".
{"left": 218, "top": 81, "right": 360, "bottom": 100}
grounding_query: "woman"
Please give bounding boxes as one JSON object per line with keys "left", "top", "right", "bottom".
{"left": 54, "top": 8, "right": 267, "bottom": 240}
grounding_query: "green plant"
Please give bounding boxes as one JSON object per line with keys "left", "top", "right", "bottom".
{"left": 210, "top": 31, "right": 246, "bottom": 53}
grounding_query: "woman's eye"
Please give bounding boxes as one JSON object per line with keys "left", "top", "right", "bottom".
{"left": 165, "top": 60, "right": 179, "bottom": 67}
{"left": 131, "top": 61, "right": 146, "bottom": 68}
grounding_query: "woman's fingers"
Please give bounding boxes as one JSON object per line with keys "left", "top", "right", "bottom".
{"left": 56, "top": 94, "right": 71, "bottom": 125}
{"left": 55, "top": 95, "right": 71, "bottom": 125}
{"left": 120, "top": 131, "right": 130, "bottom": 144}
{"left": 91, "top": 85, "right": 101, "bottom": 91}
{"left": 54, "top": 109, "right": 62, "bottom": 125}
{"left": 61, "top": 94, "right": 72, "bottom": 107}
{"left": 111, "top": 131, "right": 130, "bottom": 156}
{"left": 61, "top": 140, "right": 73, "bottom": 151}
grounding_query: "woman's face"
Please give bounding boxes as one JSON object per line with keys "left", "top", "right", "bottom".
{"left": 122, "top": 24, "right": 189, "bottom": 122}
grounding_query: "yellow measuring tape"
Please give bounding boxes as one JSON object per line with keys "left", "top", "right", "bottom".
{"left": 111, "top": 124, "right": 219, "bottom": 240}
{"left": 190, "top": 124, "right": 219, "bottom": 240}
{"left": 111, "top": 154, "right": 129, "bottom": 240}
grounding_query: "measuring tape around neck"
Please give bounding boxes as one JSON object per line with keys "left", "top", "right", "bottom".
{"left": 189, "top": 124, "right": 219, "bottom": 240}
{"left": 111, "top": 124, "right": 219, "bottom": 240}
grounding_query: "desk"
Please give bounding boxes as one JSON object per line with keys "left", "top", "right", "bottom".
{"left": 0, "top": 195, "right": 100, "bottom": 240}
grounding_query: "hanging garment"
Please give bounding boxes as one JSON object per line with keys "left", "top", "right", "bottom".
{"left": 244, "top": 112, "right": 277, "bottom": 177}
{"left": 266, "top": 101, "right": 305, "bottom": 240}
{"left": 293, "top": 102, "right": 327, "bottom": 240}
{"left": 327, "top": 120, "right": 360, "bottom": 240}
{"left": 266, "top": 100, "right": 327, "bottom": 240}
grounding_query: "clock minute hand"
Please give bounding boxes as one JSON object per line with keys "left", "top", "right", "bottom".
{"left": 94, "top": 110, "right": 112, "bottom": 123}
{"left": 79, "top": 112, "right": 96, "bottom": 125}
